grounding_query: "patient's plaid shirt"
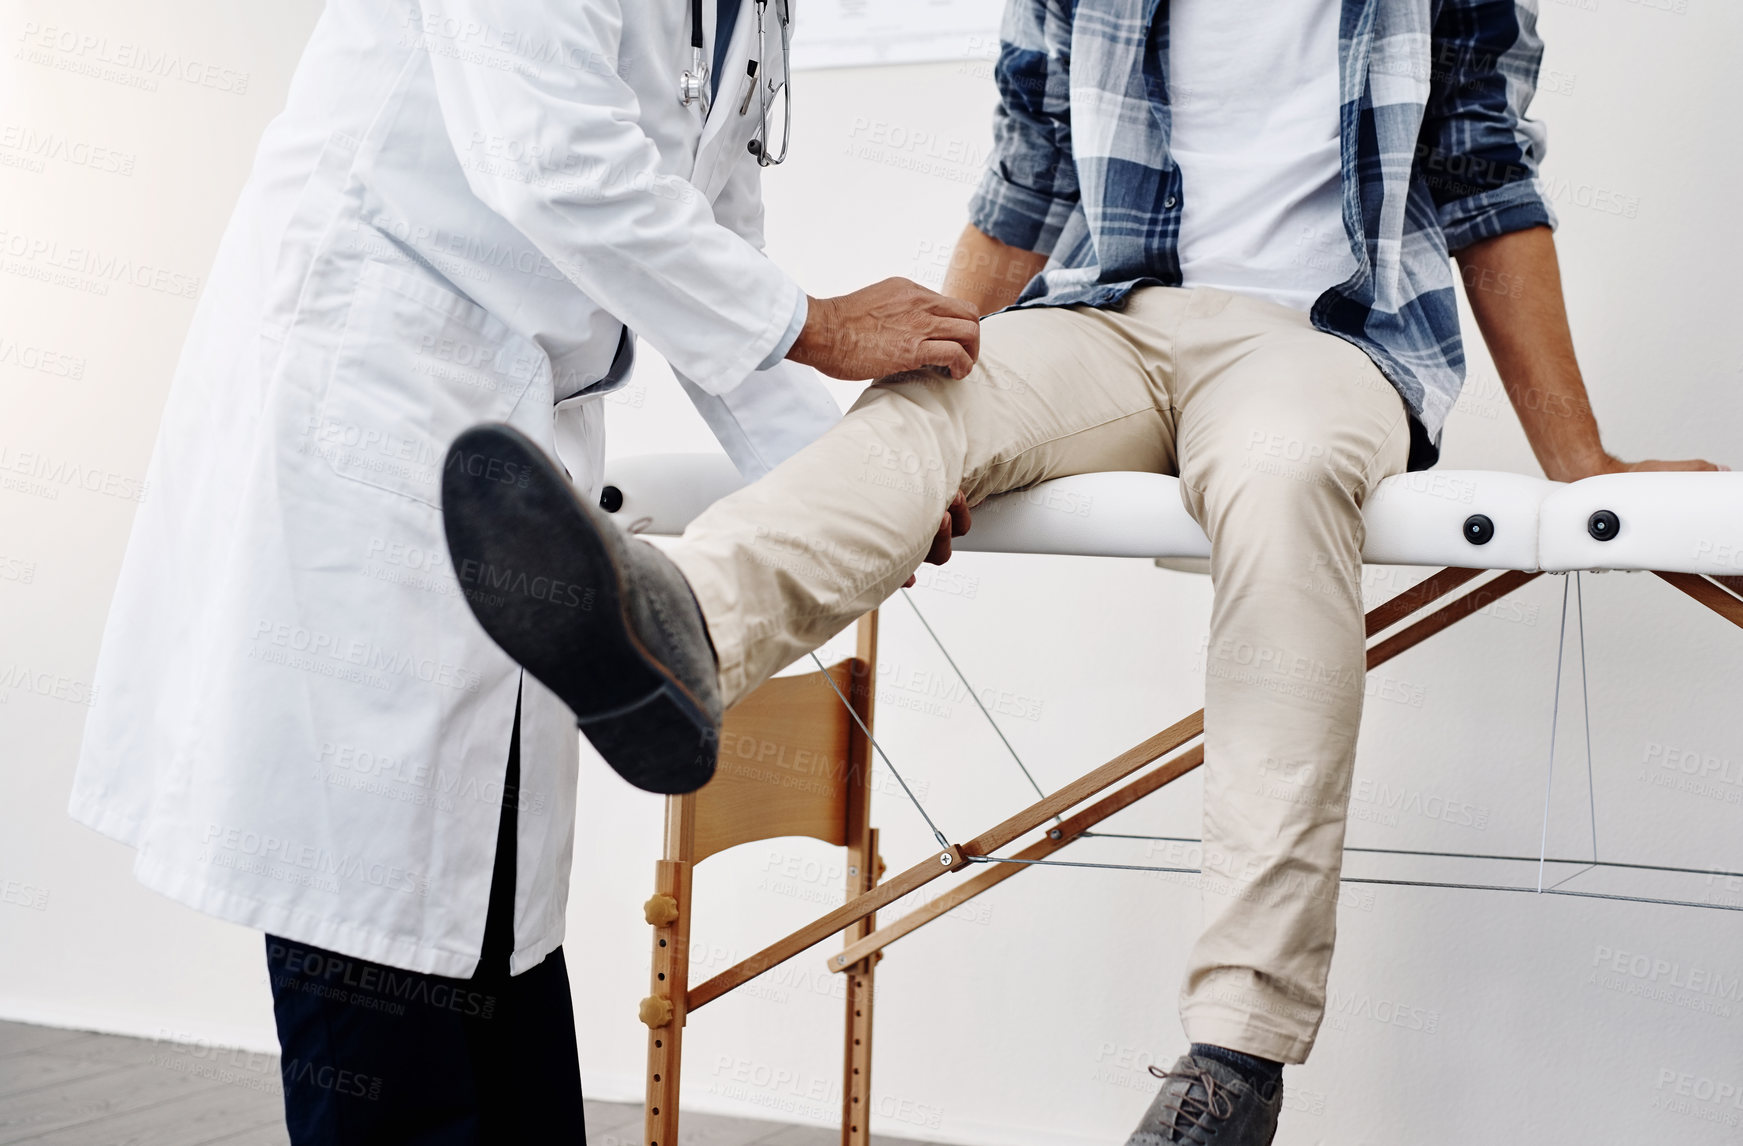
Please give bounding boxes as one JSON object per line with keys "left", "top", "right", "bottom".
{"left": 967, "top": 0, "right": 1556, "bottom": 470}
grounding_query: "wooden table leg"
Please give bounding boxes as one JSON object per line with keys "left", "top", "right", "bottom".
{"left": 1657, "top": 571, "right": 1743, "bottom": 630}
{"left": 644, "top": 859, "right": 692, "bottom": 1146}
{"left": 842, "top": 830, "right": 878, "bottom": 1146}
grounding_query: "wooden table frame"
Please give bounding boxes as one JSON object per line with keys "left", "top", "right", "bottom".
{"left": 641, "top": 566, "right": 1743, "bottom": 1146}
{"left": 643, "top": 615, "right": 885, "bottom": 1146}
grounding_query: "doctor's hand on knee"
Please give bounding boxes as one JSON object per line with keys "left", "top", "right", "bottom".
{"left": 788, "top": 277, "right": 981, "bottom": 381}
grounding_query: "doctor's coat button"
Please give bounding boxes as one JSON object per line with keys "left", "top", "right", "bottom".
{"left": 1587, "top": 509, "right": 1620, "bottom": 541}
{"left": 600, "top": 485, "right": 624, "bottom": 513}
{"left": 1462, "top": 514, "right": 1494, "bottom": 545}
{"left": 643, "top": 893, "right": 679, "bottom": 926}
{"left": 639, "top": 995, "right": 675, "bottom": 1027}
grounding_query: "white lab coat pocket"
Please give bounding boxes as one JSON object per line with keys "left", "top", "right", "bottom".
{"left": 314, "top": 258, "right": 546, "bottom": 507}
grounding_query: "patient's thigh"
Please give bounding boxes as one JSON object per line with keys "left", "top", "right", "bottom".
{"left": 1175, "top": 315, "right": 1408, "bottom": 518}
{"left": 853, "top": 295, "right": 1181, "bottom": 504}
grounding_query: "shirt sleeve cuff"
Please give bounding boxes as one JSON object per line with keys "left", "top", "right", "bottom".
{"left": 1439, "top": 180, "right": 1558, "bottom": 253}
{"left": 757, "top": 291, "right": 807, "bottom": 371}
{"left": 968, "top": 168, "right": 1073, "bottom": 255}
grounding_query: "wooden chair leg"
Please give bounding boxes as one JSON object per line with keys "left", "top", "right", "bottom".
{"left": 644, "top": 858, "right": 692, "bottom": 1146}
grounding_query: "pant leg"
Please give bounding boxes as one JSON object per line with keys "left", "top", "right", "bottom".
{"left": 268, "top": 934, "right": 481, "bottom": 1145}
{"left": 268, "top": 689, "right": 585, "bottom": 1144}
{"left": 466, "top": 947, "right": 585, "bottom": 1140}
{"left": 1169, "top": 290, "right": 1413, "bottom": 1064}
{"left": 466, "top": 693, "right": 585, "bottom": 1142}
{"left": 668, "top": 289, "right": 1191, "bottom": 708}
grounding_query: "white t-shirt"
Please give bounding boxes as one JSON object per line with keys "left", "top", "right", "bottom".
{"left": 1167, "top": 0, "right": 1356, "bottom": 311}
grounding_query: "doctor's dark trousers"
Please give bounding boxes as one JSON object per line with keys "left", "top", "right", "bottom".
{"left": 265, "top": 694, "right": 586, "bottom": 1144}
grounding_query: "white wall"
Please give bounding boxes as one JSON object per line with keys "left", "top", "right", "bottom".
{"left": 3, "top": 3, "right": 1741, "bottom": 1144}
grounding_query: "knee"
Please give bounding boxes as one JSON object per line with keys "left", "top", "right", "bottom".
{"left": 1188, "top": 457, "right": 1364, "bottom": 548}
{"left": 1182, "top": 460, "right": 1371, "bottom": 599}
{"left": 849, "top": 372, "right": 977, "bottom": 472}
{"left": 1186, "top": 415, "right": 1382, "bottom": 528}
{"left": 855, "top": 364, "right": 995, "bottom": 428}
{"left": 826, "top": 384, "right": 956, "bottom": 505}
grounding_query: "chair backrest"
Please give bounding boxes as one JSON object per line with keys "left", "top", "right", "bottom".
{"left": 683, "top": 657, "right": 870, "bottom": 864}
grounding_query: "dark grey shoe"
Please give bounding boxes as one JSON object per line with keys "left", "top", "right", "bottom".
{"left": 1124, "top": 1054, "right": 1282, "bottom": 1146}
{"left": 441, "top": 424, "right": 722, "bottom": 794}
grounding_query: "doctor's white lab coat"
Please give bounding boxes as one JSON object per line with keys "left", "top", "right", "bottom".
{"left": 70, "top": 0, "right": 838, "bottom": 977}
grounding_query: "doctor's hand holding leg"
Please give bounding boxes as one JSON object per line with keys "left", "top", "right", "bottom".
{"left": 793, "top": 277, "right": 981, "bottom": 583}
{"left": 790, "top": 277, "right": 983, "bottom": 381}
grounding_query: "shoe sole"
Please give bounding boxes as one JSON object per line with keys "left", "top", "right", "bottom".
{"left": 440, "top": 424, "right": 716, "bottom": 795}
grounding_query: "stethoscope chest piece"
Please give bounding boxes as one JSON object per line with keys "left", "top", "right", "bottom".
{"left": 679, "top": 0, "right": 709, "bottom": 110}
{"left": 679, "top": 44, "right": 708, "bottom": 110}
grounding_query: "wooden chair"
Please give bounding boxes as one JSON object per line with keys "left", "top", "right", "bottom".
{"left": 640, "top": 613, "right": 885, "bottom": 1146}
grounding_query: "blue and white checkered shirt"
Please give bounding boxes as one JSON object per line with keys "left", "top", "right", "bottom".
{"left": 968, "top": 0, "right": 1557, "bottom": 470}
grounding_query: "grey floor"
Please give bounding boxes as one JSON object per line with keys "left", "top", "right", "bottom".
{"left": 0, "top": 1020, "right": 936, "bottom": 1146}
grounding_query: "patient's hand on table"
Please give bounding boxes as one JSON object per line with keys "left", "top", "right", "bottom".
{"left": 1571, "top": 453, "right": 1731, "bottom": 479}
{"left": 904, "top": 491, "right": 972, "bottom": 588}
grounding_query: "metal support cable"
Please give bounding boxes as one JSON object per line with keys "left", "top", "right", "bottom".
{"left": 1536, "top": 575, "right": 1573, "bottom": 892}
{"left": 899, "top": 589, "right": 1056, "bottom": 818}
{"left": 1338, "top": 880, "right": 1743, "bottom": 913}
{"left": 1546, "top": 862, "right": 1598, "bottom": 892}
{"left": 809, "top": 651, "right": 951, "bottom": 851}
{"left": 1576, "top": 573, "right": 1600, "bottom": 865}
{"left": 963, "top": 849, "right": 1743, "bottom": 911}
{"left": 1076, "top": 834, "right": 1743, "bottom": 880}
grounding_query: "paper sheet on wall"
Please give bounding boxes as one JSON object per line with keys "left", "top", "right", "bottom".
{"left": 790, "top": 0, "right": 1005, "bottom": 70}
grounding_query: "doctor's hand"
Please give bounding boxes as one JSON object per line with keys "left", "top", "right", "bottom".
{"left": 788, "top": 278, "right": 981, "bottom": 381}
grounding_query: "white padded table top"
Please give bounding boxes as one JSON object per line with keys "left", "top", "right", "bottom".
{"left": 1539, "top": 471, "right": 1743, "bottom": 575}
{"left": 600, "top": 454, "right": 1743, "bottom": 575}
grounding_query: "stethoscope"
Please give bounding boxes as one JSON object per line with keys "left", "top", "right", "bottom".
{"left": 679, "top": 0, "right": 792, "bottom": 166}
{"left": 678, "top": 0, "right": 711, "bottom": 110}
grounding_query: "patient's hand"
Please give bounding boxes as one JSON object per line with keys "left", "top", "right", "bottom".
{"left": 1565, "top": 453, "right": 1730, "bottom": 480}
{"left": 903, "top": 492, "right": 973, "bottom": 587}
{"left": 789, "top": 278, "right": 981, "bottom": 381}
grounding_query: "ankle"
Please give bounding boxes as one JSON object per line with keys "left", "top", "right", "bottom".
{"left": 1189, "top": 1042, "right": 1283, "bottom": 1095}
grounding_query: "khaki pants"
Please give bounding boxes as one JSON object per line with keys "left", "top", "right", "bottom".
{"left": 668, "top": 285, "right": 1412, "bottom": 1063}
